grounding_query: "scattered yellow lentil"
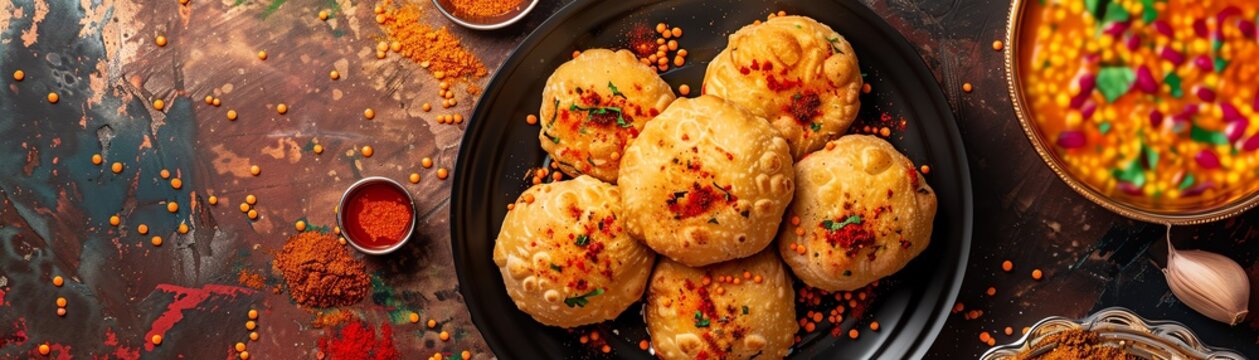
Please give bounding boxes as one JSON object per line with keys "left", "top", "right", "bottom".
{"left": 409, "top": 173, "right": 420, "bottom": 184}
{"left": 245, "top": 320, "right": 256, "bottom": 331}
{"left": 155, "top": 35, "right": 167, "bottom": 47}
{"left": 361, "top": 146, "right": 374, "bottom": 158}
{"left": 247, "top": 210, "right": 259, "bottom": 220}
{"left": 679, "top": 84, "right": 691, "bottom": 96}
{"left": 227, "top": 110, "right": 238, "bottom": 121}
{"left": 992, "top": 40, "right": 1004, "bottom": 51}
{"left": 436, "top": 168, "right": 448, "bottom": 180}
{"left": 154, "top": 99, "right": 165, "bottom": 110}
{"left": 439, "top": 331, "right": 450, "bottom": 341}
{"left": 178, "top": 223, "right": 188, "bottom": 234}
{"left": 329, "top": 70, "right": 340, "bottom": 80}
{"left": 313, "top": 144, "right": 324, "bottom": 154}
{"left": 421, "top": 157, "right": 433, "bottom": 168}
{"left": 409, "top": 312, "right": 420, "bottom": 323}
{"left": 277, "top": 103, "right": 288, "bottom": 115}
{"left": 249, "top": 165, "right": 261, "bottom": 176}
{"left": 962, "top": 83, "right": 974, "bottom": 93}
{"left": 363, "top": 108, "right": 375, "bottom": 120}
{"left": 257, "top": 51, "right": 268, "bottom": 60}
{"left": 318, "top": 10, "right": 329, "bottom": 21}
{"left": 208, "top": 196, "right": 218, "bottom": 205}
{"left": 295, "top": 220, "right": 307, "bottom": 231}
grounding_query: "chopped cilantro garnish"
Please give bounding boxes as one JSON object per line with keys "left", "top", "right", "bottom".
{"left": 693, "top": 311, "right": 711, "bottom": 327}
{"left": 811, "top": 122, "right": 822, "bottom": 132}
{"left": 1178, "top": 173, "right": 1195, "bottom": 190}
{"left": 608, "top": 81, "right": 625, "bottom": 98}
{"left": 1190, "top": 125, "right": 1229, "bottom": 145}
{"left": 570, "top": 104, "right": 630, "bottom": 128}
{"left": 708, "top": 217, "right": 719, "bottom": 224}
{"left": 550, "top": 264, "right": 563, "bottom": 272}
{"left": 822, "top": 215, "right": 862, "bottom": 231}
{"left": 575, "top": 234, "right": 590, "bottom": 246}
{"left": 564, "top": 288, "right": 604, "bottom": 308}
{"left": 741, "top": 306, "right": 749, "bottom": 315}
{"left": 1164, "top": 73, "right": 1183, "bottom": 98}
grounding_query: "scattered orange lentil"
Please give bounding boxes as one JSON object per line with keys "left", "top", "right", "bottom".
{"left": 247, "top": 210, "right": 258, "bottom": 220}
{"left": 1002, "top": 260, "right": 1013, "bottom": 272}
{"left": 249, "top": 332, "right": 259, "bottom": 341}
{"left": 318, "top": 10, "right": 329, "bottom": 20}
{"left": 155, "top": 35, "right": 167, "bottom": 47}
{"left": 137, "top": 224, "right": 149, "bottom": 235}
{"left": 204, "top": 95, "right": 213, "bottom": 104}
{"left": 151, "top": 236, "right": 163, "bottom": 247}
{"left": 111, "top": 162, "right": 123, "bottom": 174}
{"left": 257, "top": 51, "right": 268, "bottom": 60}
{"left": 361, "top": 146, "right": 374, "bottom": 158}
{"left": 409, "top": 173, "right": 421, "bottom": 184}
{"left": 151, "top": 334, "right": 163, "bottom": 345}
{"left": 436, "top": 168, "right": 449, "bottom": 180}
{"left": 329, "top": 70, "right": 340, "bottom": 80}
{"left": 91, "top": 154, "right": 102, "bottom": 165}
{"left": 848, "top": 329, "right": 859, "bottom": 339}
{"left": 154, "top": 99, "right": 165, "bottom": 110}
{"left": 208, "top": 196, "right": 218, "bottom": 206}
{"left": 38, "top": 343, "right": 50, "bottom": 355}
{"left": 461, "top": 351, "right": 471, "bottom": 359}
{"left": 986, "top": 287, "right": 996, "bottom": 296}
{"left": 426, "top": 319, "right": 437, "bottom": 328}
{"left": 245, "top": 194, "right": 257, "bottom": 205}
{"left": 992, "top": 40, "right": 1004, "bottom": 51}
{"left": 861, "top": 83, "right": 872, "bottom": 94}
{"left": 962, "top": 83, "right": 974, "bottom": 93}
{"left": 1004, "top": 327, "right": 1014, "bottom": 336}
{"left": 55, "top": 297, "right": 67, "bottom": 307}
{"left": 952, "top": 302, "right": 965, "bottom": 313}
{"left": 313, "top": 144, "right": 324, "bottom": 154}
{"left": 47, "top": 92, "right": 59, "bottom": 104}
{"left": 167, "top": 202, "right": 178, "bottom": 213}
{"left": 363, "top": 108, "right": 375, "bottom": 120}
{"left": 178, "top": 223, "right": 188, "bottom": 234}
{"left": 421, "top": 157, "right": 433, "bottom": 168}
{"left": 239, "top": 203, "right": 250, "bottom": 213}
{"left": 56, "top": 308, "right": 66, "bottom": 317}
{"left": 979, "top": 331, "right": 992, "bottom": 343}
{"left": 1032, "top": 269, "right": 1043, "bottom": 280}
{"left": 920, "top": 165, "right": 931, "bottom": 174}
{"left": 240, "top": 351, "right": 250, "bottom": 360}
{"left": 870, "top": 321, "right": 881, "bottom": 331}
{"left": 235, "top": 342, "right": 246, "bottom": 352}
{"left": 159, "top": 169, "right": 170, "bottom": 179}
{"left": 679, "top": 84, "right": 691, "bottom": 96}
{"left": 227, "top": 110, "right": 238, "bottom": 121}
{"left": 109, "top": 215, "right": 121, "bottom": 226}
{"left": 245, "top": 321, "right": 256, "bottom": 331}
{"left": 639, "top": 340, "right": 649, "bottom": 350}
{"left": 526, "top": 114, "right": 538, "bottom": 125}
{"left": 13, "top": 70, "right": 24, "bottom": 81}
{"left": 601, "top": 344, "right": 611, "bottom": 353}
{"left": 52, "top": 276, "right": 64, "bottom": 287}
{"left": 249, "top": 165, "right": 261, "bottom": 176}
{"left": 295, "top": 220, "right": 307, "bottom": 232}
{"left": 409, "top": 312, "right": 420, "bottom": 323}
{"left": 171, "top": 178, "right": 182, "bottom": 189}
{"left": 439, "top": 331, "right": 450, "bottom": 341}
{"left": 276, "top": 103, "right": 288, "bottom": 115}
{"left": 212, "top": 98, "right": 221, "bottom": 106}
{"left": 422, "top": 103, "right": 432, "bottom": 112}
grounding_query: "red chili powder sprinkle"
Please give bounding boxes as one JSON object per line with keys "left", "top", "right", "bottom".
{"left": 787, "top": 92, "right": 822, "bottom": 125}
{"left": 627, "top": 24, "right": 657, "bottom": 57}
{"left": 667, "top": 184, "right": 720, "bottom": 219}
{"left": 822, "top": 222, "right": 876, "bottom": 257}
{"left": 318, "top": 322, "right": 398, "bottom": 360}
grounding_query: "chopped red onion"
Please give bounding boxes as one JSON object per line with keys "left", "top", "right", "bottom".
{"left": 1195, "top": 86, "right": 1216, "bottom": 102}
{"left": 1117, "top": 182, "right": 1144, "bottom": 196}
{"left": 1243, "top": 135, "right": 1259, "bottom": 152}
{"left": 1078, "top": 73, "right": 1096, "bottom": 94}
{"left": 1154, "top": 20, "right": 1174, "bottom": 37}
{"left": 1221, "top": 102, "right": 1244, "bottom": 122}
{"left": 1057, "top": 131, "right": 1086, "bottom": 149}
{"left": 1126, "top": 34, "right": 1142, "bottom": 51}
{"left": 1195, "top": 150, "right": 1221, "bottom": 169}
{"left": 1149, "top": 110, "right": 1164, "bottom": 127}
{"left": 1182, "top": 181, "right": 1215, "bottom": 197}
{"left": 1241, "top": 20, "right": 1257, "bottom": 38}
{"left": 1217, "top": 6, "right": 1241, "bottom": 24}
{"left": 1193, "top": 18, "right": 1209, "bottom": 38}
{"left": 1104, "top": 21, "right": 1130, "bottom": 37}
{"left": 1194, "top": 55, "right": 1214, "bottom": 71}
{"left": 1161, "top": 47, "right": 1185, "bottom": 66}
{"left": 1135, "top": 66, "right": 1158, "bottom": 93}
{"left": 1225, "top": 120, "right": 1249, "bottom": 142}
{"left": 1081, "top": 101, "right": 1097, "bottom": 120}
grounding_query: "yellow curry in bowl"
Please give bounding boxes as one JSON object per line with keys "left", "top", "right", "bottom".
{"left": 1015, "top": 0, "right": 1259, "bottom": 217}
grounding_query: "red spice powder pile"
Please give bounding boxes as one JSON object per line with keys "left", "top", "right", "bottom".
{"left": 355, "top": 196, "right": 410, "bottom": 243}
{"left": 318, "top": 321, "right": 398, "bottom": 360}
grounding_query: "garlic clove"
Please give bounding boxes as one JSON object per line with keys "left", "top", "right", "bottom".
{"left": 1162, "top": 226, "right": 1251, "bottom": 326}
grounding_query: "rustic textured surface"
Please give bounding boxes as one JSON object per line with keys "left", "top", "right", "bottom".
{"left": 0, "top": 0, "right": 1255, "bottom": 359}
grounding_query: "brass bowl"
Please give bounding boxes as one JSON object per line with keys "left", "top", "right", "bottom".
{"left": 981, "top": 307, "right": 1245, "bottom": 360}
{"left": 1004, "top": 0, "right": 1259, "bottom": 225}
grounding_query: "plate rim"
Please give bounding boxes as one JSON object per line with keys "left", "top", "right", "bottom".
{"left": 451, "top": 0, "right": 974, "bottom": 358}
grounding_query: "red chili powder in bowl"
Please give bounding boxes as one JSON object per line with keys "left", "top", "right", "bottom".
{"left": 341, "top": 180, "right": 414, "bottom": 252}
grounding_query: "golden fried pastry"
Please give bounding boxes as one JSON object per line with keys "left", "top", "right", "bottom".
{"left": 646, "top": 250, "right": 796, "bottom": 360}
{"left": 703, "top": 15, "right": 863, "bottom": 160}
{"left": 619, "top": 95, "right": 795, "bottom": 267}
{"left": 492, "top": 175, "right": 656, "bottom": 327}
{"left": 777, "top": 135, "right": 936, "bottom": 291}
{"left": 539, "top": 48, "right": 677, "bottom": 182}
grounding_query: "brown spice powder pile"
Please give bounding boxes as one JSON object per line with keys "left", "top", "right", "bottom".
{"left": 1015, "top": 328, "right": 1139, "bottom": 360}
{"left": 237, "top": 269, "right": 267, "bottom": 290}
{"left": 450, "top": 0, "right": 522, "bottom": 18}
{"left": 273, "top": 231, "right": 370, "bottom": 308}
{"left": 379, "top": 2, "right": 488, "bottom": 80}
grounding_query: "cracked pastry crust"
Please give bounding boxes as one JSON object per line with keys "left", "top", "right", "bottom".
{"left": 619, "top": 95, "right": 795, "bottom": 267}
{"left": 703, "top": 15, "right": 862, "bottom": 160}
{"left": 539, "top": 49, "right": 677, "bottom": 183}
{"left": 492, "top": 175, "right": 656, "bottom": 328}
{"left": 646, "top": 250, "right": 796, "bottom": 360}
{"left": 777, "top": 135, "right": 936, "bottom": 291}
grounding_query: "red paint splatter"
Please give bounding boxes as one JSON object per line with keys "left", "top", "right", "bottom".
{"left": 104, "top": 328, "right": 140, "bottom": 360}
{"left": 1, "top": 318, "right": 28, "bottom": 349}
{"left": 144, "top": 284, "right": 255, "bottom": 352}
{"left": 317, "top": 321, "right": 398, "bottom": 360}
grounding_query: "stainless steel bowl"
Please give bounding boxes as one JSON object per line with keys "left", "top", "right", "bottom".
{"left": 981, "top": 307, "right": 1245, "bottom": 360}
{"left": 432, "top": 0, "right": 539, "bottom": 31}
{"left": 336, "top": 176, "right": 417, "bottom": 255}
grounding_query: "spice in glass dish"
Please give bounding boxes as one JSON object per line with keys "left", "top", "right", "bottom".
{"left": 1014, "top": 328, "right": 1138, "bottom": 360}
{"left": 450, "top": 0, "right": 523, "bottom": 18}
{"left": 342, "top": 181, "right": 414, "bottom": 251}
{"left": 1020, "top": 0, "right": 1259, "bottom": 211}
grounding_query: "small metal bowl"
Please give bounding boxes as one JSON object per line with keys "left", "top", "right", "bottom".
{"left": 432, "top": 0, "right": 539, "bottom": 31}
{"left": 981, "top": 307, "right": 1245, "bottom": 360}
{"left": 337, "top": 176, "right": 417, "bottom": 255}
{"left": 1004, "top": 0, "right": 1259, "bottom": 225}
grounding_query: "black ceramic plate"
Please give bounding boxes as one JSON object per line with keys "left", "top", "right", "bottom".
{"left": 451, "top": 0, "right": 974, "bottom": 358}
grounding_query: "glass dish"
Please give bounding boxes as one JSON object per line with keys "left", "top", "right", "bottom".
{"left": 981, "top": 307, "right": 1245, "bottom": 360}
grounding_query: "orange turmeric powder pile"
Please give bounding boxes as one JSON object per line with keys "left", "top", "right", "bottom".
{"left": 378, "top": 2, "right": 488, "bottom": 80}
{"left": 450, "top": 0, "right": 522, "bottom": 18}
